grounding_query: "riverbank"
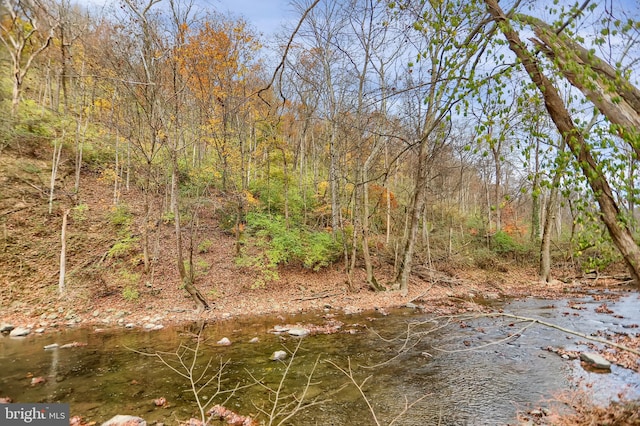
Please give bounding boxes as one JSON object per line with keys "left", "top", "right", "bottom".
{"left": 3, "top": 264, "right": 638, "bottom": 375}
{"left": 1, "top": 264, "right": 629, "bottom": 331}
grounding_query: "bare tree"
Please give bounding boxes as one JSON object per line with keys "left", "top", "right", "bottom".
{"left": 0, "top": 0, "right": 58, "bottom": 117}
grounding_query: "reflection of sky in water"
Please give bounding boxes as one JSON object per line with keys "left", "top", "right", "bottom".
{"left": 1, "top": 294, "right": 638, "bottom": 425}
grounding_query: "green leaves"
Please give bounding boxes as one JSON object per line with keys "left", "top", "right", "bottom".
{"left": 240, "top": 212, "right": 340, "bottom": 277}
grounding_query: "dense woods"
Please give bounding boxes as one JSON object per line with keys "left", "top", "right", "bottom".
{"left": 2, "top": 0, "right": 640, "bottom": 306}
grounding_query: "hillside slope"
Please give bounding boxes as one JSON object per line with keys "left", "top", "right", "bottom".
{"left": 0, "top": 141, "right": 416, "bottom": 325}
{"left": 1, "top": 139, "right": 620, "bottom": 328}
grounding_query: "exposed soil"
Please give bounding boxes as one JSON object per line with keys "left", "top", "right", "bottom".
{"left": 1, "top": 145, "right": 637, "bottom": 342}
{"left": 0, "top": 166, "right": 628, "bottom": 329}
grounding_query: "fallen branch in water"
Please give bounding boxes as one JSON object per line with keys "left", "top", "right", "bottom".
{"left": 483, "top": 312, "right": 640, "bottom": 357}
{"left": 366, "top": 310, "right": 639, "bottom": 368}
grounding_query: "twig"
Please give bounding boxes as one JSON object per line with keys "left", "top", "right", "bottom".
{"left": 0, "top": 204, "right": 33, "bottom": 217}
{"left": 388, "top": 393, "right": 431, "bottom": 426}
{"left": 125, "top": 324, "right": 252, "bottom": 424}
{"left": 248, "top": 339, "right": 329, "bottom": 426}
{"left": 383, "top": 312, "right": 640, "bottom": 357}
{"left": 327, "top": 357, "right": 430, "bottom": 426}
{"left": 326, "top": 358, "right": 380, "bottom": 426}
{"left": 407, "top": 282, "right": 435, "bottom": 303}
{"left": 293, "top": 290, "right": 342, "bottom": 301}
{"left": 430, "top": 320, "right": 536, "bottom": 354}
{"left": 257, "top": 0, "right": 321, "bottom": 106}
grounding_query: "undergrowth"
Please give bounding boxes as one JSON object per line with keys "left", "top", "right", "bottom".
{"left": 237, "top": 212, "right": 340, "bottom": 287}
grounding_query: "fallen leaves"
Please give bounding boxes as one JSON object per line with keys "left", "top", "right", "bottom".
{"left": 207, "top": 404, "right": 257, "bottom": 426}
{"left": 595, "top": 303, "right": 614, "bottom": 314}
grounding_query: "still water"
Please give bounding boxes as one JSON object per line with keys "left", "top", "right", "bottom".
{"left": 1, "top": 293, "right": 639, "bottom": 425}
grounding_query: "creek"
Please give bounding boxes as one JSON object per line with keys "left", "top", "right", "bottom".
{"left": 1, "top": 293, "right": 639, "bottom": 425}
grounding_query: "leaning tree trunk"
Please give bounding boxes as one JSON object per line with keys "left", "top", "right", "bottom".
{"left": 486, "top": 0, "right": 640, "bottom": 285}
{"left": 524, "top": 15, "right": 640, "bottom": 159}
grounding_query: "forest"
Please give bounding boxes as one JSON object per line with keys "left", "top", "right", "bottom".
{"left": 1, "top": 0, "right": 640, "bottom": 304}
{"left": 2, "top": 0, "right": 640, "bottom": 424}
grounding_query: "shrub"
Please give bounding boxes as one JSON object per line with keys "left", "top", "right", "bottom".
{"left": 109, "top": 204, "right": 133, "bottom": 228}
{"left": 238, "top": 212, "right": 341, "bottom": 285}
{"left": 197, "top": 239, "right": 213, "bottom": 254}
{"left": 72, "top": 203, "right": 89, "bottom": 222}
{"left": 492, "top": 230, "right": 522, "bottom": 254}
{"left": 108, "top": 236, "right": 138, "bottom": 259}
{"left": 304, "top": 231, "right": 340, "bottom": 270}
{"left": 122, "top": 286, "right": 139, "bottom": 301}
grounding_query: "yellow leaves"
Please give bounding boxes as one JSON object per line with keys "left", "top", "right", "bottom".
{"left": 187, "top": 163, "right": 220, "bottom": 185}
{"left": 98, "top": 168, "right": 117, "bottom": 185}
{"left": 316, "top": 181, "right": 329, "bottom": 197}
{"left": 244, "top": 190, "right": 259, "bottom": 206}
{"left": 93, "top": 97, "right": 112, "bottom": 110}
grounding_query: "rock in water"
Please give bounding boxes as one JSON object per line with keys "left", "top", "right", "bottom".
{"left": 217, "top": 337, "right": 231, "bottom": 346}
{"left": 580, "top": 352, "right": 611, "bottom": 370}
{"left": 9, "top": 327, "right": 30, "bottom": 337}
{"left": 287, "top": 328, "right": 310, "bottom": 337}
{"left": 0, "top": 324, "right": 15, "bottom": 334}
{"left": 270, "top": 350, "right": 288, "bottom": 361}
{"left": 101, "top": 415, "right": 147, "bottom": 426}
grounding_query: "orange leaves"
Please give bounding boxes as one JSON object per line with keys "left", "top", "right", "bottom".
{"left": 175, "top": 17, "right": 261, "bottom": 107}
{"left": 369, "top": 184, "right": 398, "bottom": 210}
{"left": 501, "top": 204, "right": 526, "bottom": 237}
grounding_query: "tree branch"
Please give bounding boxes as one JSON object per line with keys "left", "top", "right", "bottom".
{"left": 257, "top": 0, "right": 321, "bottom": 106}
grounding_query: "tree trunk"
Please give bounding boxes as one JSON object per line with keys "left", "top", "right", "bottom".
{"left": 393, "top": 141, "right": 428, "bottom": 296}
{"left": 362, "top": 176, "right": 383, "bottom": 291}
{"left": 74, "top": 115, "right": 84, "bottom": 194}
{"left": 530, "top": 138, "right": 541, "bottom": 242}
{"left": 329, "top": 121, "right": 340, "bottom": 236}
{"left": 491, "top": 144, "right": 501, "bottom": 232}
{"left": 58, "top": 208, "right": 70, "bottom": 296}
{"left": 49, "top": 133, "right": 64, "bottom": 215}
{"left": 142, "top": 168, "right": 151, "bottom": 275}
{"left": 172, "top": 151, "right": 209, "bottom": 311}
{"left": 539, "top": 155, "right": 563, "bottom": 282}
{"left": 486, "top": 0, "right": 640, "bottom": 285}
{"left": 524, "top": 16, "right": 640, "bottom": 158}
